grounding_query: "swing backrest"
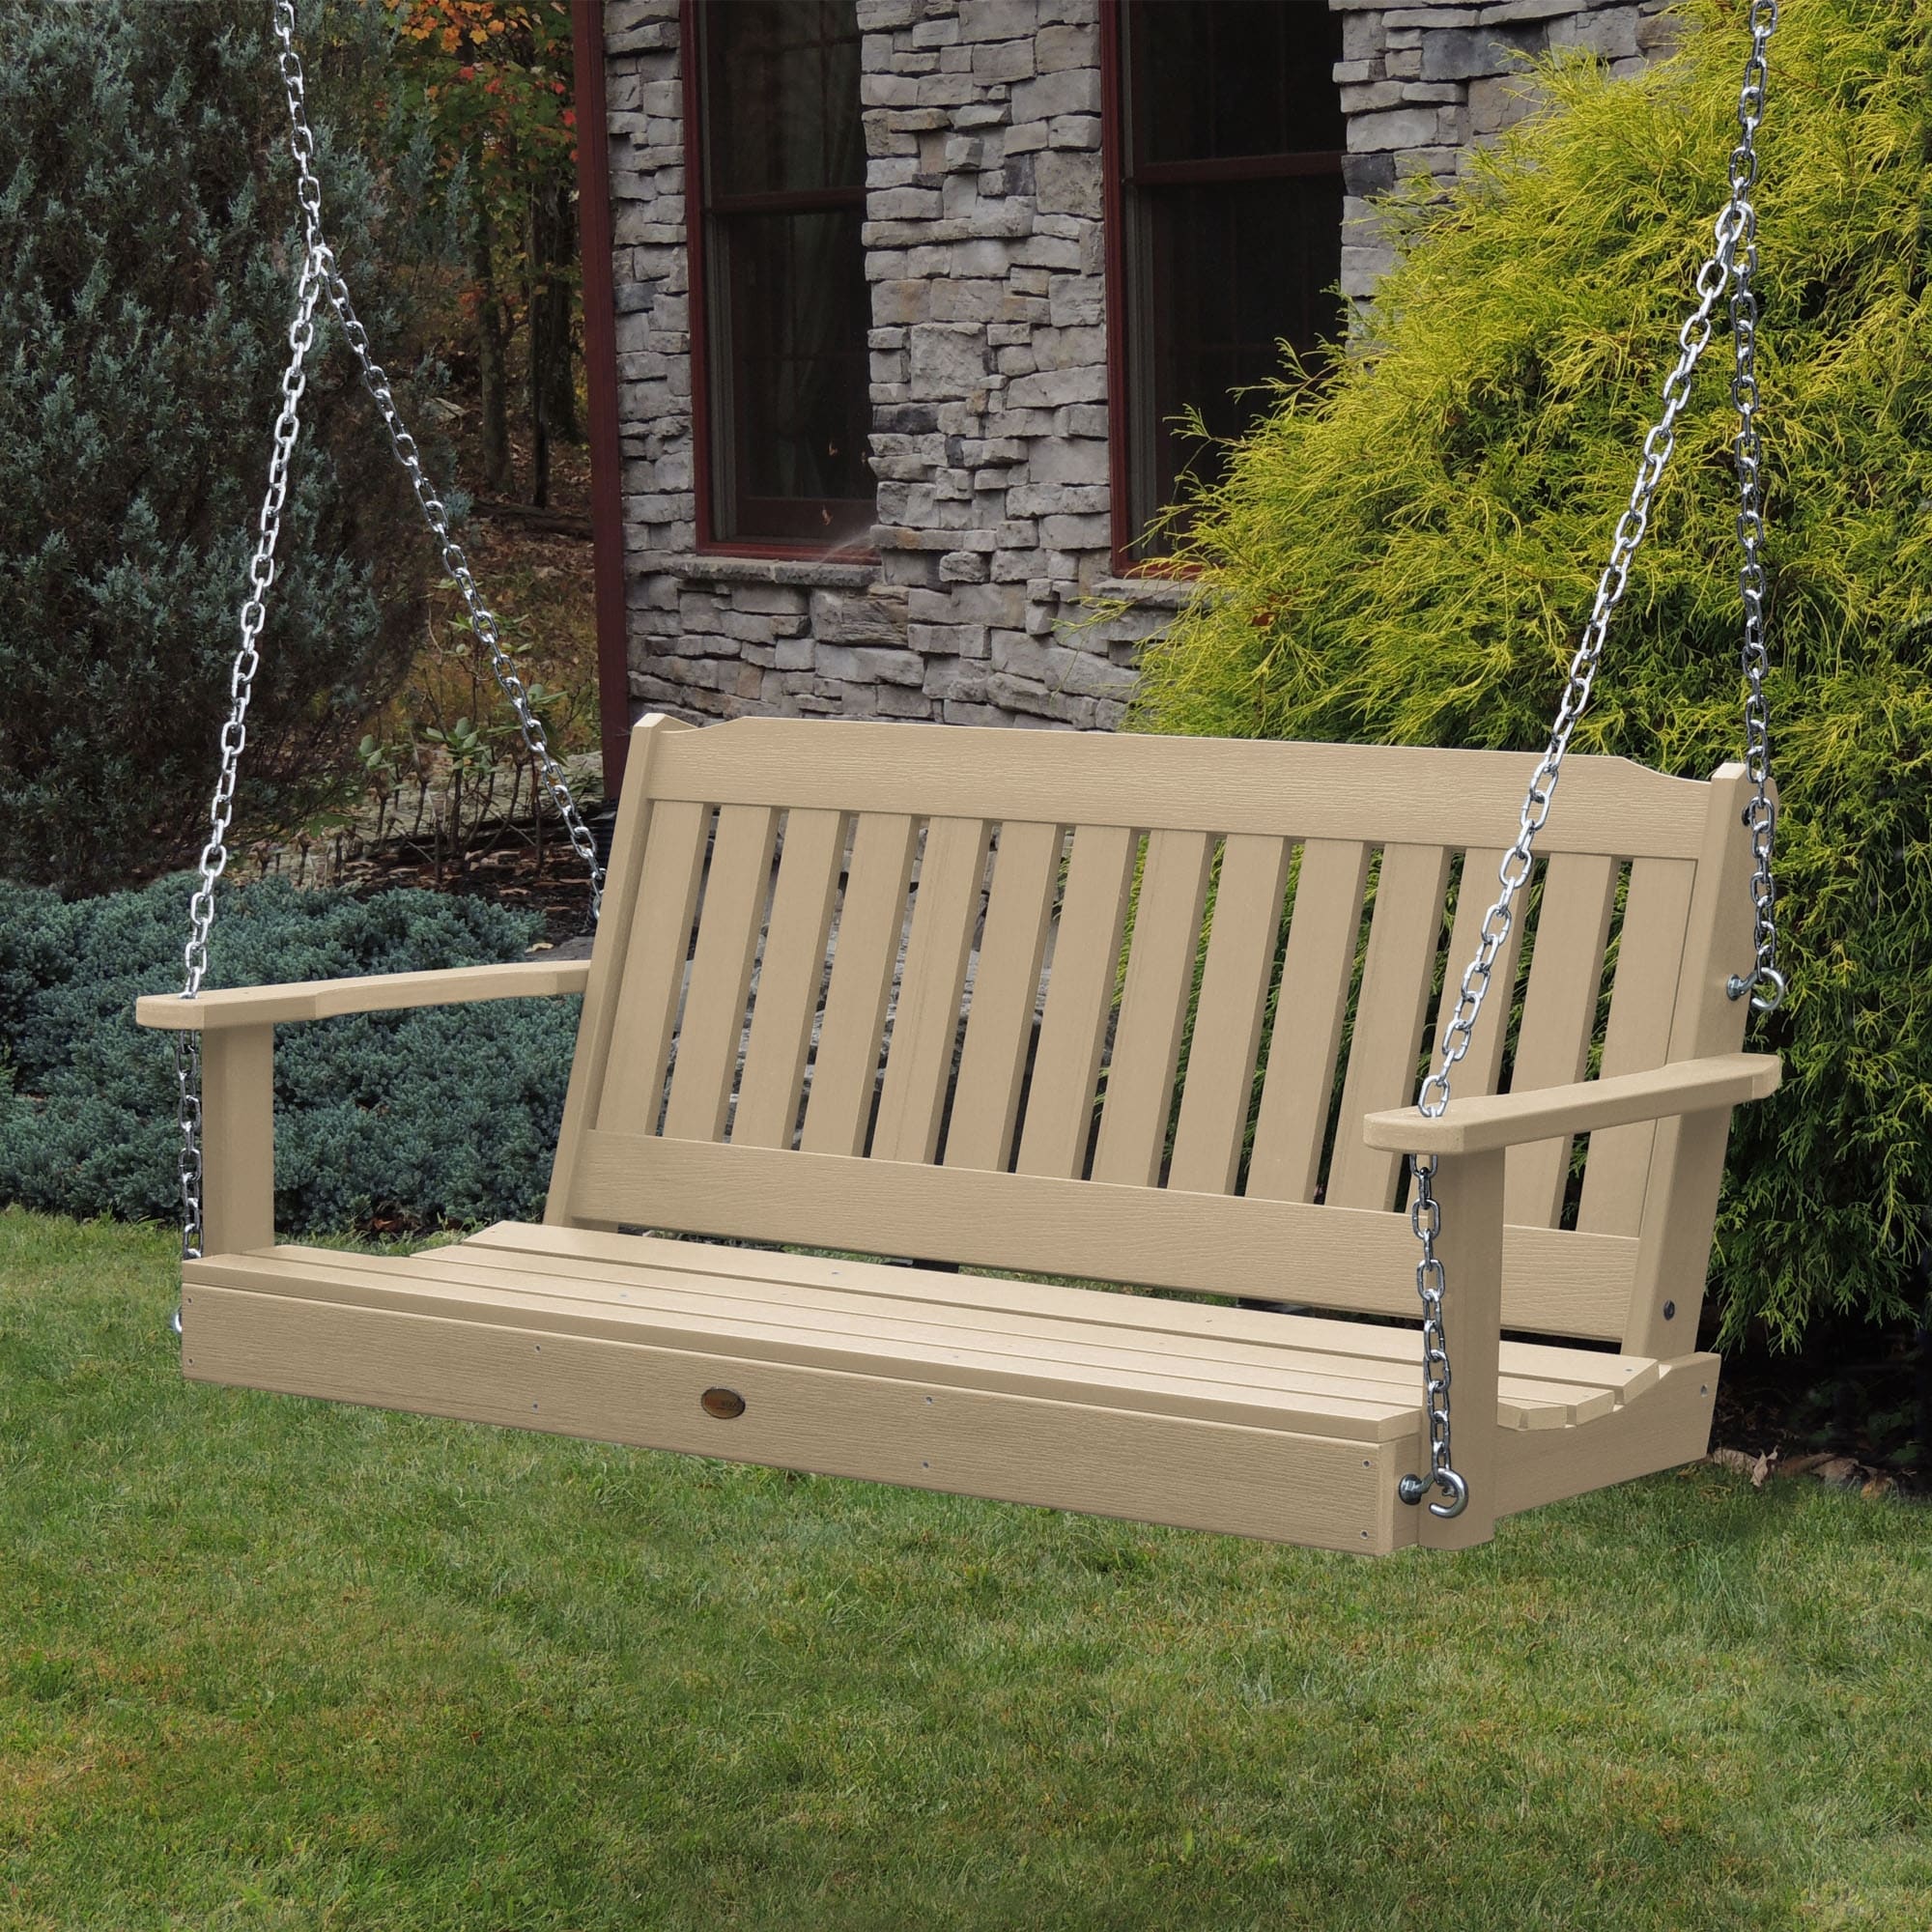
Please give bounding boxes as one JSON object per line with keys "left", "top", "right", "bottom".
{"left": 547, "top": 717, "right": 1755, "bottom": 1353}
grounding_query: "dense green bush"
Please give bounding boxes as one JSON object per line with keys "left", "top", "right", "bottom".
{"left": 0, "top": 0, "right": 445, "bottom": 894}
{"left": 1133, "top": 0, "right": 1932, "bottom": 1347}
{"left": 0, "top": 877, "right": 579, "bottom": 1235}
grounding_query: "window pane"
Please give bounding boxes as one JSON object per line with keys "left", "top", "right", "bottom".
{"left": 718, "top": 208, "right": 874, "bottom": 543}
{"left": 1135, "top": 175, "right": 1342, "bottom": 531}
{"left": 706, "top": 0, "right": 865, "bottom": 197}
{"left": 1120, "top": 0, "right": 1347, "bottom": 556}
{"left": 1129, "top": 0, "right": 1344, "bottom": 168}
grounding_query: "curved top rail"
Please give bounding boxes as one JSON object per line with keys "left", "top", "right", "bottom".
{"left": 645, "top": 719, "right": 1721, "bottom": 861}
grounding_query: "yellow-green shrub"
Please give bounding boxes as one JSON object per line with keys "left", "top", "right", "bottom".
{"left": 1132, "top": 0, "right": 1932, "bottom": 1345}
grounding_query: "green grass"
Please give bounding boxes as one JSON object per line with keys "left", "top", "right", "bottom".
{"left": 3, "top": 1207, "right": 1928, "bottom": 1930}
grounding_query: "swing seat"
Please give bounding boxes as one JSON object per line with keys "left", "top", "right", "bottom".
{"left": 138, "top": 717, "right": 1778, "bottom": 1552}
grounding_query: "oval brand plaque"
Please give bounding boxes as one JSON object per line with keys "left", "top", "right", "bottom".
{"left": 700, "top": 1387, "right": 746, "bottom": 1420}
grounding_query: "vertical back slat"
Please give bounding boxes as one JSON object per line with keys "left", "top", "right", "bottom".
{"left": 1167, "top": 834, "right": 1293, "bottom": 1195}
{"left": 1501, "top": 853, "right": 1618, "bottom": 1229}
{"left": 733, "top": 809, "right": 846, "bottom": 1150}
{"left": 1246, "top": 839, "right": 1372, "bottom": 1203}
{"left": 660, "top": 805, "right": 779, "bottom": 1142}
{"left": 1430, "top": 848, "right": 1524, "bottom": 1100}
{"left": 1015, "top": 823, "right": 1138, "bottom": 1179}
{"left": 946, "top": 819, "right": 1063, "bottom": 1173}
{"left": 1326, "top": 842, "right": 1454, "bottom": 1210}
{"left": 799, "top": 812, "right": 920, "bottom": 1156}
{"left": 547, "top": 713, "right": 691, "bottom": 1222}
{"left": 872, "top": 817, "right": 993, "bottom": 1164}
{"left": 1624, "top": 764, "right": 1756, "bottom": 1355}
{"left": 1577, "top": 856, "right": 1695, "bottom": 1236}
{"left": 1091, "top": 829, "right": 1215, "bottom": 1188}
{"left": 596, "top": 798, "right": 711, "bottom": 1138}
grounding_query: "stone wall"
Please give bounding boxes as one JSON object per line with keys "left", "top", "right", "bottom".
{"left": 1335, "top": 0, "right": 1681, "bottom": 296}
{"left": 600, "top": 0, "right": 1673, "bottom": 736}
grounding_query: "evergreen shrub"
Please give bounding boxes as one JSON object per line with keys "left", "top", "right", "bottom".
{"left": 0, "top": 877, "right": 578, "bottom": 1236}
{"left": 0, "top": 0, "right": 440, "bottom": 894}
{"left": 1132, "top": 0, "right": 1932, "bottom": 1346}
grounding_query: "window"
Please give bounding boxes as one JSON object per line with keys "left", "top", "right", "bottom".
{"left": 692, "top": 0, "right": 873, "bottom": 548}
{"left": 1111, "top": 0, "right": 1347, "bottom": 561}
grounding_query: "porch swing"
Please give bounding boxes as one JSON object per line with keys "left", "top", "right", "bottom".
{"left": 136, "top": 1, "right": 1787, "bottom": 1552}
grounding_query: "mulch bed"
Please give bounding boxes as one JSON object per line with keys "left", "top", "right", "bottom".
{"left": 337, "top": 827, "right": 600, "bottom": 949}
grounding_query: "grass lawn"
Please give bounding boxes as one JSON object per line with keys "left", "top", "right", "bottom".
{"left": 3, "top": 1207, "right": 1928, "bottom": 1931}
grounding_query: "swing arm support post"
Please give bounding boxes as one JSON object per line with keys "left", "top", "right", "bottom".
{"left": 136, "top": 960, "right": 597, "bottom": 1259}
{"left": 199, "top": 1024, "right": 275, "bottom": 1261}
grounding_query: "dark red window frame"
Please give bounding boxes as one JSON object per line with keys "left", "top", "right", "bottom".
{"left": 682, "top": 0, "right": 876, "bottom": 558}
{"left": 1099, "top": 0, "right": 1347, "bottom": 572}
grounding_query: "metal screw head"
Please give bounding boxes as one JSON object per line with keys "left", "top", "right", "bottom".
{"left": 1662, "top": 1300, "right": 1677, "bottom": 1321}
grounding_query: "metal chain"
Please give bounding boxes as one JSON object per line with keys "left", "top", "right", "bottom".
{"left": 1399, "top": 0, "right": 1781, "bottom": 1520}
{"left": 173, "top": 239, "right": 325, "bottom": 1278}
{"left": 271, "top": 1, "right": 604, "bottom": 920}
{"left": 1722, "top": 16, "right": 1785, "bottom": 1013}
{"left": 1397, "top": 1154, "right": 1466, "bottom": 1520}
{"left": 171, "top": 1, "right": 605, "bottom": 1303}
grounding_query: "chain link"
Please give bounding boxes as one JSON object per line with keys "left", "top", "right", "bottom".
{"left": 1399, "top": 0, "right": 1781, "bottom": 1520}
{"left": 171, "top": 1, "right": 605, "bottom": 1308}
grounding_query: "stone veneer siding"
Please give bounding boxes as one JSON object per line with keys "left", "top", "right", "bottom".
{"left": 602, "top": 0, "right": 1676, "bottom": 733}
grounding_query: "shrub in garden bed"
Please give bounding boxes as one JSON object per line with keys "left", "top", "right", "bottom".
{"left": 0, "top": 0, "right": 448, "bottom": 895}
{"left": 0, "top": 875, "right": 578, "bottom": 1236}
{"left": 1131, "top": 0, "right": 1932, "bottom": 1348}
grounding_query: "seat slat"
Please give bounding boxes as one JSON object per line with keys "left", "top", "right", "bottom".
{"left": 799, "top": 812, "right": 919, "bottom": 1157}
{"left": 873, "top": 816, "right": 991, "bottom": 1165}
{"left": 462, "top": 1221, "right": 1662, "bottom": 1402}
{"left": 1168, "top": 834, "right": 1293, "bottom": 1196}
{"left": 400, "top": 1245, "right": 1619, "bottom": 1428}
{"left": 946, "top": 820, "right": 1062, "bottom": 1173}
{"left": 1015, "top": 823, "right": 1137, "bottom": 1179}
{"left": 1247, "top": 839, "right": 1373, "bottom": 1203}
{"left": 1092, "top": 829, "right": 1215, "bottom": 1187}
{"left": 597, "top": 799, "right": 711, "bottom": 1137}
{"left": 733, "top": 809, "right": 846, "bottom": 1150}
{"left": 397, "top": 1245, "right": 1438, "bottom": 1394}
{"left": 202, "top": 1240, "right": 1626, "bottom": 1435}
{"left": 1502, "top": 854, "right": 1620, "bottom": 1228}
{"left": 1577, "top": 857, "right": 1695, "bottom": 1236}
{"left": 187, "top": 1250, "right": 1412, "bottom": 1439}
{"left": 662, "top": 804, "right": 778, "bottom": 1142}
{"left": 1326, "top": 843, "right": 1454, "bottom": 1210}
{"left": 245, "top": 1248, "right": 1429, "bottom": 1412}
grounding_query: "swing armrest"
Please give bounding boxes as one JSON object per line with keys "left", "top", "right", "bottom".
{"left": 134, "top": 959, "right": 592, "bottom": 1033}
{"left": 1360, "top": 1052, "right": 1781, "bottom": 1157}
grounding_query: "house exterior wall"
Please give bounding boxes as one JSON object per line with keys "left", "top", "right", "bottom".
{"left": 601, "top": 0, "right": 1677, "bottom": 734}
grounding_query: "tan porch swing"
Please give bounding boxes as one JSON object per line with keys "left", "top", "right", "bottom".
{"left": 136, "top": 3, "right": 1786, "bottom": 1554}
